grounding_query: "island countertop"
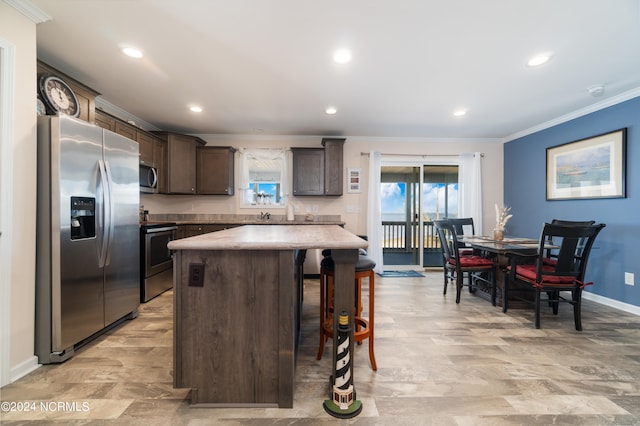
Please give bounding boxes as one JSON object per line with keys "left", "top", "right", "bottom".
{"left": 167, "top": 224, "right": 368, "bottom": 251}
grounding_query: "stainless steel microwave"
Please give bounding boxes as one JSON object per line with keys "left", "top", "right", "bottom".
{"left": 139, "top": 164, "right": 158, "bottom": 193}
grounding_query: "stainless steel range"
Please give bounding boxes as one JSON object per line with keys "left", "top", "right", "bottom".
{"left": 140, "top": 222, "right": 177, "bottom": 302}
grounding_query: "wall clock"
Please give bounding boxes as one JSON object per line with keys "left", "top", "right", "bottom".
{"left": 39, "top": 74, "right": 80, "bottom": 117}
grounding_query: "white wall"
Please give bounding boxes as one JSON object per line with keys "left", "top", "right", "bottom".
{"left": 0, "top": 1, "right": 39, "bottom": 384}
{"left": 142, "top": 134, "right": 504, "bottom": 236}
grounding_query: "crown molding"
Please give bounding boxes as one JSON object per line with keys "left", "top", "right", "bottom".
{"left": 3, "top": 0, "right": 51, "bottom": 23}
{"left": 95, "top": 97, "right": 161, "bottom": 132}
{"left": 503, "top": 87, "right": 640, "bottom": 143}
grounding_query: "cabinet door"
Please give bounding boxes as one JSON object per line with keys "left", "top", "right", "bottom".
{"left": 94, "top": 110, "right": 116, "bottom": 131}
{"left": 322, "top": 138, "right": 345, "bottom": 195}
{"left": 153, "top": 138, "right": 168, "bottom": 193}
{"left": 137, "top": 132, "right": 156, "bottom": 166}
{"left": 292, "top": 148, "right": 324, "bottom": 196}
{"left": 114, "top": 120, "right": 136, "bottom": 140}
{"left": 196, "top": 147, "right": 235, "bottom": 195}
{"left": 184, "top": 225, "right": 205, "bottom": 237}
{"left": 175, "top": 225, "right": 187, "bottom": 240}
{"left": 167, "top": 134, "right": 197, "bottom": 194}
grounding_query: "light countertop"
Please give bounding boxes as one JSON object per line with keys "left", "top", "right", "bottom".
{"left": 168, "top": 224, "right": 367, "bottom": 251}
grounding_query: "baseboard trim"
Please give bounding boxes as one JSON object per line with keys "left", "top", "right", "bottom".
{"left": 10, "top": 356, "right": 40, "bottom": 383}
{"left": 583, "top": 292, "right": 640, "bottom": 316}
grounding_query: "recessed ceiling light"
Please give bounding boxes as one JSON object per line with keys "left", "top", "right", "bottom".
{"left": 325, "top": 107, "right": 337, "bottom": 115}
{"left": 527, "top": 52, "right": 553, "bottom": 67}
{"left": 333, "top": 49, "right": 352, "bottom": 64}
{"left": 189, "top": 105, "right": 203, "bottom": 113}
{"left": 453, "top": 109, "right": 467, "bottom": 117}
{"left": 121, "top": 46, "right": 143, "bottom": 59}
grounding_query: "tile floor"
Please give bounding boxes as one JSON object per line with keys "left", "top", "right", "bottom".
{"left": 2, "top": 272, "right": 640, "bottom": 425}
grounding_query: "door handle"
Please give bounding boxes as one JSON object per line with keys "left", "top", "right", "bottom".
{"left": 97, "top": 160, "right": 109, "bottom": 268}
{"left": 104, "top": 160, "right": 115, "bottom": 266}
{"left": 149, "top": 167, "right": 158, "bottom": 188}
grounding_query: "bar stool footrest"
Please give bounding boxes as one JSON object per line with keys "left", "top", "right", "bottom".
{"left": 322, "top": 317, "right": 370, "bottom": 342}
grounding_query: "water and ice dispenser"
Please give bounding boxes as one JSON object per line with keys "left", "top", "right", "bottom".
{"left": 70, "top": 196, "right": 95, "bottom": 240}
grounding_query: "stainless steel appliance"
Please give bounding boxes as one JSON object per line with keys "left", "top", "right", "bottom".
{"left": 141, "top": 223, "right": 176, "bottom": 302}
{"left": 139, "top": 164, "right": 158, "bottom": 193}
{"left": 36, "top": 115, "right": 140, "bottom": 364}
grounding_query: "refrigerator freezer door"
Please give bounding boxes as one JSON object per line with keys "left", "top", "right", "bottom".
{"left": 57, "top": 116, "right": 106, "bottom": 351}
{"left": 103, "top": 130, "right": 140, "bottom": 325}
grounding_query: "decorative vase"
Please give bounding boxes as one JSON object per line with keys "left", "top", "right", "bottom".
{"left": 493, "top": 227, "right": 505, "bottom": 241}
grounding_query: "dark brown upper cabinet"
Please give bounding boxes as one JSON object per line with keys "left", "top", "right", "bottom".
{"left": 196, "top": 146, "right": 236, "bottom": 195}
{"left": 292, "top": 138, "right": 344, "bottom": 196}
{"left": 153, "top": 132, "right": 206, "bottom": 194}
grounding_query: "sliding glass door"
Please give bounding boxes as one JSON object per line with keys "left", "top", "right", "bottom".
{"left": 381, "top": 161, "right": 459, "bottom": 268}
{"left": 380, "top": 165, "right": 421, "bottom": 267}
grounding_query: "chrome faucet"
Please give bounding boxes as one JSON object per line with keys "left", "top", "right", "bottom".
{"left": 260, "top": 211, "right": 271, "bottom": 221}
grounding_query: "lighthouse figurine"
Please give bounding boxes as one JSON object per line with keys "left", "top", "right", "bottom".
{"left": 323, "top": 311, "right": 363, "bottom": 418}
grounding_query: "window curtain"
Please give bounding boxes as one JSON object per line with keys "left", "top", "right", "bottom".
{"left": 366, "top": 151, "right": 384, "bottom": 274}
{"left": 238, "top": 148, "right": 290, "bottom": 205}
{"left": 458, "top": 152, "right": 483, "bottom": 235}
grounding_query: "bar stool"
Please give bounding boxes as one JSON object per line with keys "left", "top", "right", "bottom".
{"left": 317, "top": 251, "right": 377, "bottom": 371}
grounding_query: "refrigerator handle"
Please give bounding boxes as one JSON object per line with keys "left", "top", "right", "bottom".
{"left": 104, "top": 160, "right": 116, "bottom": 266}
{"left": 97, "top": 160, "right": 110, "bottom": 268}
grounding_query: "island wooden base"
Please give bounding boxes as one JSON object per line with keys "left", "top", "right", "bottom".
{"left": 173, "top": 249, "right": 297, "bottom": 407}
{"left": 169, "top": 225, "right": 366, "bottom": 411}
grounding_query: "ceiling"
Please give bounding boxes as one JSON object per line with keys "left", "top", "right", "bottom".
{"left": 29, "top": 0, "right": 640, "bottom": 139}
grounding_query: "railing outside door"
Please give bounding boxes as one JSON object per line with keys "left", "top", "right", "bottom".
{"left": 382, "top": 220, "right": 442, "bottom": 266}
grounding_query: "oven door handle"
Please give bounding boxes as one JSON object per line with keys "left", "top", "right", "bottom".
{"left": 145, "top": 226, "right": 177, "bottom": 234}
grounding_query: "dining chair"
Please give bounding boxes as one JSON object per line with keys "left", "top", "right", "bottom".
{"left": 503, "top": 222, "right": 605, "bottom": 330}
{"left": 436, "top": 217, "right": 475, "bottom": 284}
{"left": 434, "top": 220, "right": 497, "bottom": 305}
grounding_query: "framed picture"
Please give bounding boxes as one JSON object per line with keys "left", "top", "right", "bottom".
{"left": 347, "top": 168, "right": 361, "bottom": 193}
{"left": 546, "top": 128, "right": 626, "bottom": 200}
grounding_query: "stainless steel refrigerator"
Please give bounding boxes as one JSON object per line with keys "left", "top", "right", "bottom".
{"left": 36, "top": 115, "right": 140, "bottom": 364}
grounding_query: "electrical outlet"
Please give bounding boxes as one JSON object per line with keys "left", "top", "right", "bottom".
{"left": 625, "top": 272, "right": 634, "bottom": 286}
{"left": 189, "top": 263, "right": 205, "bottom": 287}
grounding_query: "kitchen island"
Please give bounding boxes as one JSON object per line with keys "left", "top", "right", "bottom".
{"left": 168, "top": 225, "right": 368, "bottom": 408}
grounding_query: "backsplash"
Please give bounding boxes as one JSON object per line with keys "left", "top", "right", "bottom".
{"left": 149, "top": 213, "right": 342, "bottom": 223}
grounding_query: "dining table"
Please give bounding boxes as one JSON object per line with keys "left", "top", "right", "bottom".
{"left": 457, "top": 235, "right": 543, "bottom": 308}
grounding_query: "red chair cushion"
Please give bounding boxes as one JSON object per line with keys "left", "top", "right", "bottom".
{"left": 459, "top": 248, "right": 474, "bottom": 256}
{"left": 514, "top": 264, "right": 576, "bottom": 285}
{"left": 449, "top": 255, "right": 494, "bottom": 267}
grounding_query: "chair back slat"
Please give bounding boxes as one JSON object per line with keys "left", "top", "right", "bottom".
{"left": 448, "top": 218, "right": 475, "bottom": 237}
{"left": 545, "top": 219, "right": 596, "bottom": 260}
{"left": 537, "top": 222, "right": 605, "bottom": 282}
{"left": 448, "top": 218, "right": 475, "bottom": 250}
{"left": 434, "top": 220, "right": 458, "bottom": 263}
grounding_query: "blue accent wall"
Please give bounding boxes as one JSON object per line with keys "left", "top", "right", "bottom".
{"left": 504, "top": 96, "right": 639, "bottom": 306}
